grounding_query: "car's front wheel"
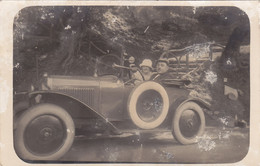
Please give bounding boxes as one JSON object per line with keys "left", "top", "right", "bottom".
{"left": 172, "top": 101, "right": 205, "bottom": 144}
{"left": 14, "top": 103, "right": 75, "bottom": 161}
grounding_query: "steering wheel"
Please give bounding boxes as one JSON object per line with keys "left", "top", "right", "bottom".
{"left": 134, "top": 68, "right": 145, "bottom": 81}
{"left": 124, "top": 78, "right": 138, "bottom": 85}
{"left": 124, "top": 69, "right": 145, "bottom": 85}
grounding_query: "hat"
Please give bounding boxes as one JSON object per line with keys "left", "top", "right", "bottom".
{"left": 140, "top": 59, "right": 153, "bottom": 69}
{"left": 156, "top": 58, "right": 169, "bottom": 65}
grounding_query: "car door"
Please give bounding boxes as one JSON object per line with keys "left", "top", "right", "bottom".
{"left": 99, "top": 76, "right": 125, "bottom": 121}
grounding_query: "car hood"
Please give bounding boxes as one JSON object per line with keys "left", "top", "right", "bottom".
{"left": 46, "top": 75, "right": 119, "bottom": 89}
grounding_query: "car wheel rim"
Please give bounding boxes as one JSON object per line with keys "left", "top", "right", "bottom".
{"left": 179, "top": 109, "right": 201, "bottom": 138}
{"left": 24, "top": 115, "right": 67, "bottom": 156}
{"left": 136, "top": 90, "right": 163, "bottom": 122}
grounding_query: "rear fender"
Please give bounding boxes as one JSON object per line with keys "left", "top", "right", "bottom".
{"left": 177, "top": 98, "right": 211, "bottom": 111}
{"left": 28, "top": 91, "right": 119, "bottom": 132}
{"left": 165, "top": 97, "right": 211, "bottom": 125}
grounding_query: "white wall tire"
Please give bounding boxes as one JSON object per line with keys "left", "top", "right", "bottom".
{"left": 172, "top": 101, "right": 205, "bottom": 144}
{"left": 127, "top": 81, "right": 169, "bottom": 129}
{"left": 14, "top": 103, "right": 75, "bottom": 161}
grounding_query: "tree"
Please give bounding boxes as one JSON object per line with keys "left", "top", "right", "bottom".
{"left": 13, "top": 6, "right": 249, "bottom": 93}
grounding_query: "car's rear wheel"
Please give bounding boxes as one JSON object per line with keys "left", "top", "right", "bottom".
{"left": 14, "top": 103, "right": 75, "bottom": 161}
{"left": 172, "top": 101, "right": 205, "bottom": 144}
{"left": 127, "top": 81, "right": 169, "bottom": 129}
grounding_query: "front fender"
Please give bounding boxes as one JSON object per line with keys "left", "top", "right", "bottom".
{"left": 13, "top": 92, "right": 30, "bottom": 130}
{"left": 28, "top": 91, "right": 120, "bottom": 133}
{"left": 14, "top": 92, "right": 30, "bottom": 114}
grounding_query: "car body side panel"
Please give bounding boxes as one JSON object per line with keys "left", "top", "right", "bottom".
{"left": 164, "top": 86, "right": 190, "bottom": 107}
{"left": 99, "top": 77, "right": 125, "bottom": 120}
{"left": 46, "top": 75, "right": 131, "bottom": 121}
{"left": 40, "top": 75, "right": 210, "bottom": 128}
{"left": 163, "top": 86, "right": 191, "bottom": 122}
{"left": 123, "top": 84, "right": 135, "bottom": 119}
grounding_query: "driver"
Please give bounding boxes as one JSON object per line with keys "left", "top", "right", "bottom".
{"left": 132, "top": 59, "right": 154, "bottom": 85}
{"left": 151, "top": 58, "right": 176, "bottom": 82}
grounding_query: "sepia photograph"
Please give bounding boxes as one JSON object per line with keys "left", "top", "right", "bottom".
{"left": 12, "top": 5, "right": 250, "bottom": 164}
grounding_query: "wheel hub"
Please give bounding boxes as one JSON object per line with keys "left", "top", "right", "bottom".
{"left": 186, "top": 119, "right": 194, "bottom": 128}
{"left": 40, "top": 127, "right": 53, "bottom": 139}
{"left": 136, "top": 90, "right": 163, "bottom": 122}
{"left": 143, "top": 100, "right": 153, "bottom": 111}
{"left": 24, "top": 115, "right": 67, "bottom": 155}
{"left": 179, "top": 109, "right": 201, "bottom": 138}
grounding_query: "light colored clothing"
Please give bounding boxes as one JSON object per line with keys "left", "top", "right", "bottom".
{"left": 132, "top": 71, "right": 154, "bottom": 85}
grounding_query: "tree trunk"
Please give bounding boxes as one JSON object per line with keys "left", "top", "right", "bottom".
{"left": 219, "top": 24, "right": 249, "bottom": 72}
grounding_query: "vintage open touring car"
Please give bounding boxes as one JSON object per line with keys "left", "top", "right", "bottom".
{"left": 13, "top": 52, "right": 213, "bottom": 161}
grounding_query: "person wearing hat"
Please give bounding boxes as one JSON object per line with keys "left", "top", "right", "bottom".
{"left": 151, "top": 58, "right": 175, "bottom": 82}
{"left": 132, "top": 59, "right": 154, "bottom": 85}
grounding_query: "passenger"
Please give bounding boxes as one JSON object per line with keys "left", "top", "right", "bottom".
{"left": 151, "top": 58, "right": 175, "bottom": 82}
{"left": 125, "top": 56, "right": 138, "bottom": 79}
{"left": 132, "top": 59, "right": 153, "bottom": 85}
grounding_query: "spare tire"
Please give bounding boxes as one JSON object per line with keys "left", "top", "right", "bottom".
{"left": 127, "top": 81, "right": 169, "bottom": 129}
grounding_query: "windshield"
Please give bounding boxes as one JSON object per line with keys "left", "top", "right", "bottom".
{"left": 97, "top": 54, "right": 121, "bottom": 76}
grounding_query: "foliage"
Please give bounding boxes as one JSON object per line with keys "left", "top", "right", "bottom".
{"left": 13, "top": 6, "right": 249, "bottom": 92}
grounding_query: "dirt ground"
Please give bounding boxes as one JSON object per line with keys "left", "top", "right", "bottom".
{"left": 58, "top": 126, "right": 249, "bottom": 163}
